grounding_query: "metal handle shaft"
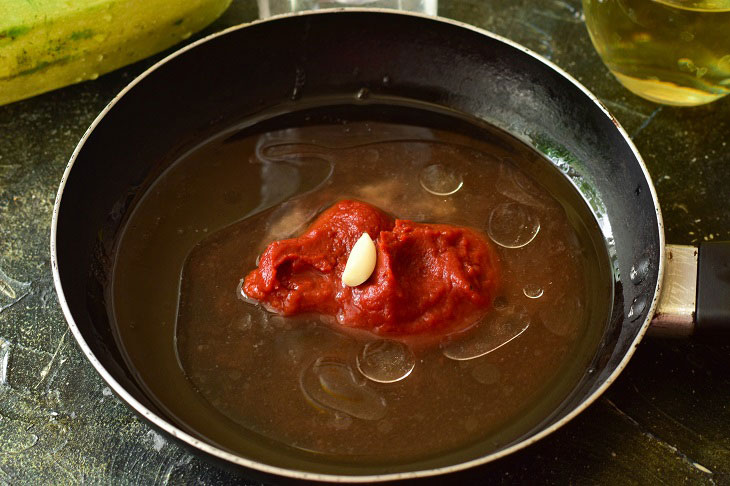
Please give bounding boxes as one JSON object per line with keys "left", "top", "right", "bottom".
{"left": 648, "top": 244, "right": 697, "bottom": 338}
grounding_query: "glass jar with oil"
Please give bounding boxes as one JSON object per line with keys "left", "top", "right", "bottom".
{"left": 583, "top": 0, "right": 730, "bottom": 106}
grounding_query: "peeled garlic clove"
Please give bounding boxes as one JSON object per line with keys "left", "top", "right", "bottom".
{"left": 342, "top": 233, "right": 377, "bottom": 287}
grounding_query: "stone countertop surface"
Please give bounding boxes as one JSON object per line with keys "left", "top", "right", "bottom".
{"left": 1, "top": 0, "right": 728, "bottom": 484}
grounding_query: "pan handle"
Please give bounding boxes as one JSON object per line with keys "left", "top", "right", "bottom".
{"left": 696, "top": 242, "right": 730, "bottom": 335}
{"left": 648, "top": 243, "right": 730, "bottom": 337}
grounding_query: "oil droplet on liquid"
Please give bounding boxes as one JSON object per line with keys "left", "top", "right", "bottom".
{"left": 300, "top": 357, "right": 386, "bottom": 420}
{"left": 523, "top": 284, "right": 544, "bottom": 299}
{"left": 442, "top": 308, "right": 530, "bottom": 361}
{"left": 488, "top": 203, "right": 540, "bottom": 248}
{"left": 419, "top": 164, "right": 464, "bottom": 196}
{"left": 357, "top": 340, "right": 415, "bottom": 383}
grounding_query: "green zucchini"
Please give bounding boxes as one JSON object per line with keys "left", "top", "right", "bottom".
{"left": 0, "top": 0, "right": 231, "bottom": 106}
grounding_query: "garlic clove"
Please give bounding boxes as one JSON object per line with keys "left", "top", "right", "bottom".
{"left": 342, "top": 233, "right": 377, "bottom": 287}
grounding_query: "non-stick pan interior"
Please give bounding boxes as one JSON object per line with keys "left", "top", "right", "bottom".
{"left": 53, "top": 11, "right": 661, "bottom": 478}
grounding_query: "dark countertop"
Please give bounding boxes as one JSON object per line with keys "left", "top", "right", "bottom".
{"left": 1, "top": 0, "right": 728, "bottom": 483}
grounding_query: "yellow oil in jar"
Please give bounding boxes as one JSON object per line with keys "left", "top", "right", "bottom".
{"left": 583, "top": 0, "right": 730, "bottom": 106}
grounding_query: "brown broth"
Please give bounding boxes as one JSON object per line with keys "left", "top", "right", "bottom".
{"left": 110, "top": 101, "right": 612, "bottom": 473}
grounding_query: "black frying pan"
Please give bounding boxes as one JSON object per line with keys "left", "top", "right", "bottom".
{"left": 50, "top": 10, "right": 730, "bottom": 483}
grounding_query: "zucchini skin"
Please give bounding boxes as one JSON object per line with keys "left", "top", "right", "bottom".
{"left": 0, "top": 0, "right": 232, "bottom": 106}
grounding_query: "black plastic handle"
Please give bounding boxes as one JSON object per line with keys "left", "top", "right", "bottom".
{"left": 696, "top": 242, "right": 730, "bottom": 335}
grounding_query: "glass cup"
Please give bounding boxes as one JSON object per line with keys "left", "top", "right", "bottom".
{"left": 257, "top": 0, "right": 438, "bottom": 19}
{"left": 582, "top": 0, "right": 730, "bottom": 106}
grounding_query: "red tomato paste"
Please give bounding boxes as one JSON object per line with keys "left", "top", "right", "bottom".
{"left": 242, "top": 200, "right": 499, "bottom": 336}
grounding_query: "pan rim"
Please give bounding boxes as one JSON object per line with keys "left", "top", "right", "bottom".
{"left": 50, "top": 7, "right": 665, "bottom": 482}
